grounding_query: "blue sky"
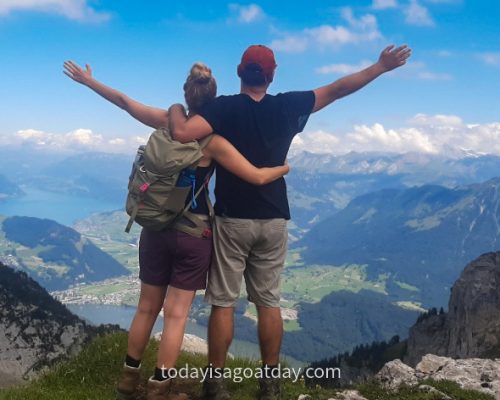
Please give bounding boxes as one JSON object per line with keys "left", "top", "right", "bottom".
{"left": 1, "top": 0, "right": 499, "bottom": 156}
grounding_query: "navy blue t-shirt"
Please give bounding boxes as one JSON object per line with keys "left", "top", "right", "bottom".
{"left": 199, "top": 91, "right": 315, "bottom": 219}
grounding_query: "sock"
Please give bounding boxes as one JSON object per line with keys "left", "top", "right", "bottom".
{"left": 125, "top": 354, "right": 141, "bottom": 369}
{"left": 153, "top": 367, "right": 176, "bottom": 381}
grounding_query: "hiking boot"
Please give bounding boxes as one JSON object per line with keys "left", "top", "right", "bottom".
{"left": 201, "top": 376, "right": 231, "bottom": 400}
{"left": 116, "top": 364, "right": 141, "bottom": 400}
{"left": 258, "top": 377, "right": 281, "bottom": 400}
{"left": 146, "top": 377, "right": 189, "bottom": 400}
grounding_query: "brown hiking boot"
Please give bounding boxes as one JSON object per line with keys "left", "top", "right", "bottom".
{"left": 116, "top": 364, "right": 141, "bottom": 400}
{"left": 201, "top": 376, "right": 231, "bottom": 400}
{"left": 258, "top": 377, "right": 281, "bottom": 400}
{"left": 146, "top": 377, "right": 189, "bottom": 400}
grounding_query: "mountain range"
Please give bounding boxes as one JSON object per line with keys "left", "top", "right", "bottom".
{"left": 296, "top": 177, "right": 500, "bottom": 307}
{"left": 3, "top": 148, "right": 500, "bottom": 234}
{"left": 0, "top": 216, "right": 129, "bottom": 290}
{"left": 286, "top": 151, "right": 500, "bottom": 230}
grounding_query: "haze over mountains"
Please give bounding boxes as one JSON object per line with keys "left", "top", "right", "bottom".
{"left": 3, "top": 146, "right": 500, "bottom": 232}
{"left": 1, "top": 146, "right": 499, "bottom": 362}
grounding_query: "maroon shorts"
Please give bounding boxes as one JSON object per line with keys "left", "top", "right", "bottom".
{"left": 138, "top": 227, "right": 212, "bottom": 291}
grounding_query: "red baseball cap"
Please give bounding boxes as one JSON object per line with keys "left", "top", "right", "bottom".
{"left": 237, "top": 45, "right": 277, "bottom": 83}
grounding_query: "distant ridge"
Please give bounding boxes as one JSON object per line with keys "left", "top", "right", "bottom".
{"left": 297, "top": 177, "right": 500, "bottom": 306}
{"left": 0, "top": 216, "right": 129, "bottom": 290}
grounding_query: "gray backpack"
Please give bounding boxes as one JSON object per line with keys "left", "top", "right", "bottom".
{"left": 125, "top": 127, "right": 213, "bottom": 236}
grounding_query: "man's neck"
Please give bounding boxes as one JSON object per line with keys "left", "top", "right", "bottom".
{"left": 240, "top": 83, "right": 268, "bottom": 102}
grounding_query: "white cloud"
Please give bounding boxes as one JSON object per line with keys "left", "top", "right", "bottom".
{"left": 5, "top": 128, "right": 146, "bottom": 153}
{"left": 316, "top": 60, "right": 372, "bottom": 75}
{"left": 436, "top": 50, "right": 453, "bottom": 57}
{"left": 398, "top": 61, "right": 452, "bottom": 81}
{"left": 229, "top": 3, "right": 265, "bottom": 24}
{"left": 291, "top": 130, "right": 341, "bottom": 154}
{"left": 0, "top": 0, "right": 111, "bottom": 22}
{"left": 270, "top": 8, "right": 382, "bottom": 53}
{"left": 404, "top": 0, "right": 434, "bottom": 26}
{"left": 269, "top": 36, "right": 308, "bottom": 53}
{"left": 290, "top": 115, "right": 500, "bottom": 156}
{"left": 417, "top": 71, "right": 452, "bottom": 81}
{"left": 372, "top": 0, "right": 398, "bottom": 10}
{"left": 479, "top": 52, "right": 500, "bottom": 67}
{"left": 409, "top": 113, "right": 462, "bottom": 126}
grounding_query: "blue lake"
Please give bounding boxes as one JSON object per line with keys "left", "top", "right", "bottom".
{"left": 68, "top": 304, "right": 264, "bottom": 361}
{"left": 0, "top": 187, "right": 122, "bottom": 225}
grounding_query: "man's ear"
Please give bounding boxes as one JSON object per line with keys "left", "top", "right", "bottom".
{"left": 237, "top": 64, "right": 243, "bottom": 78}
{"left": 267, "top": 69, "right": 275, "bottom": 84}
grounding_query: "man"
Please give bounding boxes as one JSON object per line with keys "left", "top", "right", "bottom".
{"left": 169, "top": 43, "right": 411, "bottom": 400}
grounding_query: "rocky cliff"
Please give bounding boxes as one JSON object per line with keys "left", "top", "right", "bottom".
{"left": 406, "top": 252, "right": 500, "bottom": 365}
{"left": 0, "top": 262, "right": 118, "bottom": 387}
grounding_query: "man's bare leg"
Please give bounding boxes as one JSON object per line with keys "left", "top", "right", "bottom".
{"left": 256, "top": 306, "right": 283, "bottom": 366}
{"left": 207, "top": 305, "right": 234, "bottom": 368}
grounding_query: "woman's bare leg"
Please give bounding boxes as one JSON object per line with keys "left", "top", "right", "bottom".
{"left": 156, "top": 286, "right": 196, "bottom": 370}
{"left": 127, "top": 282, "right": 167, "bottom": 360}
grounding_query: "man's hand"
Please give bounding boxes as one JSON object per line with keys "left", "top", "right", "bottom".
{"left": 378, "top": 45, "right": 412, "bottom": 72}
{"left": 63, "top": 61, "right": 93, "bottom": 86}
{"left": 312, "top": 43, "right": 412, "bottom": 112}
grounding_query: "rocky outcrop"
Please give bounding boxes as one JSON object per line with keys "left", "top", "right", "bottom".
{"left": 406, "top": 252, "right": 500, "bottom": 365}
{"left": 376, "top": 354, "right": 500, "bottom": 399}
{"left": 0, "top": 262, "right": 118, "bottom": 386}
{"left": 375, "top": 359, "right": 419, "bottom": 390}
{"left": 153, "top": 332, "right": 234, "bottom": 359}
{"left": 297, "top": 391, "right": 369, "bottom": 400}
{"left": 154, "top": 332, "right": 208, "bottom": 355}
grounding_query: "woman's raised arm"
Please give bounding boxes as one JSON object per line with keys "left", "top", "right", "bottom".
{"left": 203, "top": 135, "right": 289, "bottom": 186}
{"left": 63, "top": 61, "right": 168, "bottom": 129}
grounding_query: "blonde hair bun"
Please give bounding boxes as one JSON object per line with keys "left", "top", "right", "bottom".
{"left": 184, "top": 62, "right": 217, "bottom": 112}
{"left": 189, "top": 62, "right": 212, "bottom": 84}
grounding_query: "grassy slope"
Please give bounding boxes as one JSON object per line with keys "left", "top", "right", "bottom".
{"left": 0, "top": 333, "right": 493, "bottom": 400}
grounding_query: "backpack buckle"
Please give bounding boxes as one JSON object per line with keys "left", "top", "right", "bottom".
{"left": 202, "top": 228, "right": 212, "bottom": 238}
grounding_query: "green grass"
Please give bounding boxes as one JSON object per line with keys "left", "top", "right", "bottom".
{"left": 281, "top": 264, "right": 387, "bottom": 304}
{"left": 284, "top": 320, "right": 302, "bottom": 332}
{"left": 394, "top": 280, "right": 420, "bottom": 293}
{"left": 0, "top": 332, "right": 338, "bottom": 400}
{"left": 0, "top": 333, "right": 492, "bottom": 400}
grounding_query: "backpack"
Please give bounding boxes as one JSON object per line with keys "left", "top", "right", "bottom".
{"left": 125, "top": 127, "right": 213, "bottom": 236}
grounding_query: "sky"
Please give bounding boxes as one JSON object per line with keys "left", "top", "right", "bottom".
{"left": 1, "top": 0, "right": 499, "bottom": 156}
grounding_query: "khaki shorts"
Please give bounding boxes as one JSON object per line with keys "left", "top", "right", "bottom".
{"left": 205, "top": 216, "right": 288, "bottom": 308}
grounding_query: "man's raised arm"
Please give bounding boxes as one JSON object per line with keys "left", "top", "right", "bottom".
{"left": 168, "top": 104, "right": 213, "bottom": 143}
{"left": 312, "top": 44, "right": 411, "bottom": 113}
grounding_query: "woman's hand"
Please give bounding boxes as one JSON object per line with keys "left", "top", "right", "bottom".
{"left": 63, "top": 61, "right": 93, "bottom": 86}
{"left": 61, "top": 60, "right": 168, "bottom": 129}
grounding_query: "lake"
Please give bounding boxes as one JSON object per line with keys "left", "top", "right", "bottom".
{"left": 0, "top": 187, "right": 122, "bottom": 225}
{"left": 67, "top": 304, "right": 264, "bottom": 361}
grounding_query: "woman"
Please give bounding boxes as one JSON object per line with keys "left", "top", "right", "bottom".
{"left": 63, "top": 61, "right": 289, "bottom": 400}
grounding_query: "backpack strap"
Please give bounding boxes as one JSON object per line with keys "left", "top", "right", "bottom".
{"left": 198, "top": 134, "right": 214, "bottom": 150}
{"left": 124, "top": 175, "right": 159, "bottom": 233}
{"left": 125, "top": 201, "right": 140, "bottom": 233}
{"left": 172, "top": 164, "right": 215, "bottom": 237}
{"left": 174, "top": 212, "right": 212, "bottom": 238}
